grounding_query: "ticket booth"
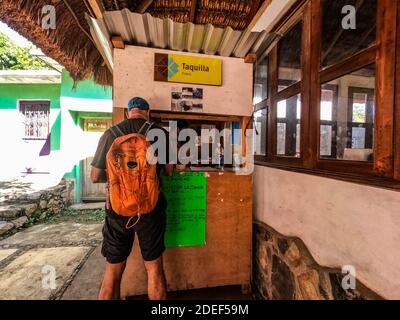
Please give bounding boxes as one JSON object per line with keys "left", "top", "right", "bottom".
{"left": 112, "top": 45, "right": 254, "bottom": 297}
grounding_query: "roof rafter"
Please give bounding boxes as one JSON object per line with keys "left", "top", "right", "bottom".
{"left": 87, "top": 0, "right": 105, "bottom": 19}
{"left": 136, "top": 0, "right": 154, "bottom": 14}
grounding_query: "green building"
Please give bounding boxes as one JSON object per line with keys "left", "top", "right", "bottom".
{"left": 0, "top": 69, "right": 112, "bottom": 203}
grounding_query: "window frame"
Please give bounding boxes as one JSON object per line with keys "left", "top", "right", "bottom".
{"left": 18, "top": 99, "right": 51, "bottom": 141}
{"left": 253, "top": 0, "right": 399, "bottom": 186}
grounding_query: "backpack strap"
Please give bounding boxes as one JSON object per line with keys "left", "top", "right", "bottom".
{"left": 138, "top": 121, "right": 154, "bottom": 136}
{"left": 110, "top": 125, "right": 124, "bottom": 138}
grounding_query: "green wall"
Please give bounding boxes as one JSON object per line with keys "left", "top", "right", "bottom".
{"left": 0, "top": 83, "right": 60, "bottom": 109}
{"left": 61, "top": 70, "right": 112, "bottom": 100}
{"left": 0, "top": 72, "right": 112, "bottom": 203}
{"left": 0, "top": 82, "right": 61, "bottom": 151}
{"left": 61, "top": 71, "right": 112, "bottom": 202}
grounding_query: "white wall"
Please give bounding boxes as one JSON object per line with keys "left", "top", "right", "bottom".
{"left": 0, "top": 108, "right": 60, "bottom": 181}
{"left": 254, "top": 165, "right": 400, "bottom": 300}
{"left": 113, "top": 46, "right": 253, "bottom": 116}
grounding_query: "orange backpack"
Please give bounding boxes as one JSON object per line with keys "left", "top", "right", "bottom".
{"left": 106, "top": 122, "right": 159, "bottom": 224}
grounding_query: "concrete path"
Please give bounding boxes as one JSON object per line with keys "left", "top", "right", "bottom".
{"left": 0, "top": 222, "right": 104, "bottom": 300}
{"left": 0, "top": 219, "right": 252, "bottom": 300}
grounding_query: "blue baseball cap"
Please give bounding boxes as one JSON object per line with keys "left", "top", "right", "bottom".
{"left": 127, "top": 97, "right": 150, "bottom": 111}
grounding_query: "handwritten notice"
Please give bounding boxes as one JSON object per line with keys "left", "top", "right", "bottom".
{"left": 162, "top": 172, "right": 206, "bottom": 248}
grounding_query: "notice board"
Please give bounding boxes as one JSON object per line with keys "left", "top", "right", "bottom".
{"left": 162, "top": 172, "right": 207, "bottom": 248}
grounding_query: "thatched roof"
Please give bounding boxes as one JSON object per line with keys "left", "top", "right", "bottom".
{"left": 0, "top": 1, "right": 264, "bottom": 86}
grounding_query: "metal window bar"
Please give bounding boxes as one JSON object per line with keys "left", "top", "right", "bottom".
{"left": 19, "top": 101, "right": 50, "bottom": 140}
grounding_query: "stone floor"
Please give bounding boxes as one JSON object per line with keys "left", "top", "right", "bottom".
{"left": 0, "top": 221, "right": 252, "bottom": 300}
{"left": 0, "top": 222, "right": 103, "bottom": 300}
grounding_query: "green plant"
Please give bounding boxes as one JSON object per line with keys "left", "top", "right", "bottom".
{"left": 0, "top": 33, "right": 48, "bottom": 70}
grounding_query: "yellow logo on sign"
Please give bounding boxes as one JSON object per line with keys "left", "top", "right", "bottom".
{"left": 168, "top": 54, "right": 222, "bottom": 86}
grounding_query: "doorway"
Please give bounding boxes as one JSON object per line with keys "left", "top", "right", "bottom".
{"left": 81, "top": 118, "right": 112, "bottom": 201}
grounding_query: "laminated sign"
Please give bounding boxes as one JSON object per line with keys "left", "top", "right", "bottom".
{"left": 154, "top": 53, "right": 222, "bottom": 86}
{"left": 162, "top": 172, "right": 207, "bottom": 248}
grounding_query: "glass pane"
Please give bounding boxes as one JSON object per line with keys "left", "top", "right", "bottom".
{"left": 321, "top": 89, "right": 333, "bottom": 121}
{"left": 254, "top": 57, "right": 268, "bottom": 104}
{"left": 277, "top": 123, "right": 286, "bottom": 156}
{"left": 319, "top": 64, "right": 375, "bottom": 161}
{"left": 321, "top": 0, "right": 377, "bottom": 68}
{"left": 277, "top": 94, "right": 301, "bottom": 158}
{"left": 278, "top": 21, "right": 302, "bottom": 91}
{"left": 320, "top": 125, "right": 333, "bottom": 156}
{"left": 254, "top": 109, "right": 267, "bottom": 156}
{"left": 352, "top": 127, "right": 366, "bottom": 149}
{"left": 352, "top": 92, "right": 367, "bottom": 123}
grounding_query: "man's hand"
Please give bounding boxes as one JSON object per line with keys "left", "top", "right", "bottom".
{"left": 91, "top": 166, "right": 107, "bottom": 183}
{"left": 164, "top": 164, "right": 174, "bottom": 177}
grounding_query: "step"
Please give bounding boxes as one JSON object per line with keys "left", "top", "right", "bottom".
{"left": 0, "top": 206, "right": 23, "bottom": 220}
{"left": 0, "top": 216, "right": 28, "bottom": 237}
{"left": 0, "top": 221, "right": 14, "bottom": 236}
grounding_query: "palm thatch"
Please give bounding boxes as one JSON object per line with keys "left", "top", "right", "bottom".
{"left": 0, "top": 0, "right": 112, "bottom": 86}
{"left": 0, "top": 0, "right": 264, "bottom": 86}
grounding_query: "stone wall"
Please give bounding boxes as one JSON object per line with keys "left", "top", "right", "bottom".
{"left": 0, "top": 179, "right": 74, "bottom": 237}
{"left": 252, "top": 222, "right": 382, "bottom": 300}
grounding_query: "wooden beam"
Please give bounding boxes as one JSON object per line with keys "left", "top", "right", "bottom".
{"left": 113, "top": 107, "right": 126, "bottom": 125}
{"left": 394, "top": 0, "right": 400, "bottom": 180}
{"left": 111, "top": 35, "right": 125, "bottom": 49}
{"left": 136, "top": 0, "right": 154, "bottom": 14}
{"left": 374, "top": 0, "right": 397, "bottom": 178}
{"left": 247, "top": 0, "right": 272, "bottom": 31}
{"left": 189, "top": 0, "right": 197, "bottom": 23}
{"left": 150, "top": 112, "right": 242, "bottom": 123}
{"left": 244, "top": 53, "right": 257, "bottom": 64}
{"left": 87, "top": 0, "right": 105, "bottom": 19}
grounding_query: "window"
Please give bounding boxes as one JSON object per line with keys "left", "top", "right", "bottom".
{"left": 253, "top": 55, "right": 268, "bottom": 160}
{"left": 254, "top": 56, "right": 268, "bottom": 105}
{"left": 321, "top": 0, "right": 377, "bottom": 68}
{"left": 278, "top": 22, "right": 302, "bottom": 91}
{"left": 254, "top": 109, "right": 267, "bottom": 156}
{"left": 277, "top": 94, "right": 301, "bottom": 158}
{"left": 253, "top": 0, "right": 399, "bottom": 185}
{"left": 319, "top": 85, "right": 338, "bottom": 158}
{"left": 19, "top": 101, "right": 50, "bottom": 140}
{"left": 319, "top": 64, "right": 375, "bottom": 162}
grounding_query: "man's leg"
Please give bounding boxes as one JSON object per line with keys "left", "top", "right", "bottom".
{"left": 98, "top": 261, "right": 126, "bottom": 300}
{"left": 144, "top": 255, "right": 167, "bottom": 300}
{"left": 100, "top": 214, "right": 135, "bottom": 300}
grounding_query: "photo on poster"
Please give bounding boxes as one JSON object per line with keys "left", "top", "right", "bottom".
{"left": 171, "top": 87, "right": 203, "bottom": 112}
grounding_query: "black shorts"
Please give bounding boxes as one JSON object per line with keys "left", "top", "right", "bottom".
{"left": 101, "top": 194, "right": 167, "bottom": 264}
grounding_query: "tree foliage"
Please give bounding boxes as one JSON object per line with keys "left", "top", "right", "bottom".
{"left": 0, "top": 33, "right": 48, "bottom": 70}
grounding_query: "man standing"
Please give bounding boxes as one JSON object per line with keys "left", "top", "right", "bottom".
{"left": 91, "top": 97, "right": 172, "bottom": 300}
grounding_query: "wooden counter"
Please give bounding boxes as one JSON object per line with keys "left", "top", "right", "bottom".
{"left": 120, "top": 171, "right": 253, "bottom": 297}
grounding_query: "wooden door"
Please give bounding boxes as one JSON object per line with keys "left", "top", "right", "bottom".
{"left": 81, "top": 118, "right": 112, "bottom": 201}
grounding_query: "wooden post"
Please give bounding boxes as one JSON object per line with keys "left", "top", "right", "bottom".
{"left": 112, "top": 107, "right": 125, "bottom": 125}
{"left": 374, "top": 0, "right": 397, "bottom": 177}
{"left": 394, "top": 1, "right": 400, "bottom": 180}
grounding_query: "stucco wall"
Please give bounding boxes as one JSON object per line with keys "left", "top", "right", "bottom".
{"left": 113, "top": 46, "right": 253, "bottom": 116}
{"left": 253, "top": 165, "right": 400, "bottom": 299}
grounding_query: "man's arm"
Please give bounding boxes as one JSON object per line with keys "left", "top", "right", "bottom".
{"left": 91, "top": 131, "right": 113, "bottom": 183}
{"left": 90, "top": 167, "right": 107, "bottom": 183}
{"left": 164, "top": 164, "right": 174, "bottom": 176}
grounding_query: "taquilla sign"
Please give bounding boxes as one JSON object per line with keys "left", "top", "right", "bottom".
{"left": 154, "top": 53, "right": 222, "bottom": 86}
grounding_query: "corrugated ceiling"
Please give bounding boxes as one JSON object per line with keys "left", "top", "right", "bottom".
{"left": 87, "top": 9, "right": 276, "bottom": 72}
